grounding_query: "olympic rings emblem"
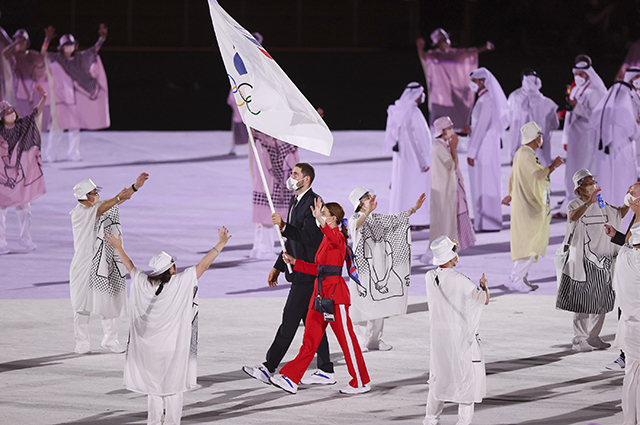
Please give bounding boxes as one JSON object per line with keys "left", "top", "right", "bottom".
{"left": 229, "top": 74, "right": 261, "bottom": 116}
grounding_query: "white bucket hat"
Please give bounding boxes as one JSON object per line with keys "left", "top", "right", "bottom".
{"left": 430, "top": 235, "right": 458, "bottom": 266}
{"left": 520, "top": 121, "right": 542, "bottom": 145}
{"left": 349, "top": 186, "right": 370, "bottom": 212}
{"left": 631, "top": 222, "right": 640, "bottom": 245}
{"left": 73, "top": 178, "right": 97, "bottom": 200}
{"left": 433, "top": 116, "right": 454, "bottom": 138}
{"left": 572, "top": 169, "right": 593, "bottom": 195}
{"left": 430, "top": 28, "right": 450, "bottom": 46}
{"left": 149, "top": 251, "right": 175, "bottom": 276}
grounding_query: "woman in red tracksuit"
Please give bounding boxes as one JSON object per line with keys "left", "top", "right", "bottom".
{"left": 269, "top": 197, "right": 371, "bottom": 395}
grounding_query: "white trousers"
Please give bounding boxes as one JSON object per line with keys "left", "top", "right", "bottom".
{"left": 0, "top": 203, "right": 33, "bottom": 248}
{"left": 356, "top": 318, "right": 384, "bottom": 348}
{"left": 44, "top": 128, "right": 81, "bottom": 161}
{"left": 148, "top": 393, "right": 184, "bottom": 425}
{"left": 573, "top": 313, "right": 605, "bottom": 345}
{"left": 507, "top": 256, "right": 535, "bottom": 284}
{"left": 73, "top": 312, "right": 118, "bottom": 350}
{"left": 424, "top": 389, "right": 474, "bottom": 425}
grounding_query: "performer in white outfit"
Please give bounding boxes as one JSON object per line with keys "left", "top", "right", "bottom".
{"left": 384, "top": 82, "right": 431, "bottom": 227}
{"left": 590, "top": 68, "right": 640, "bottom": 207}
{"left": 106, "top": 227, "right": 231, "bottom": 425}
{"left": 463, "top": 67, "right": 508, "bottom": 232}
{"left": 560, "top": 55, "right": 607, "bottom": 215}
{"left": 424, "top": 236, "right": 489, "bottom": 425}
{"left": 506, "top": 69, "right": 559, "bottom": 167}
{"left": 69, "top": 173, "right": 148, "bottom": 354}
{"left": 428, "top": 116, "right": 475, "bottom": 255}
{"left": 501, "top": 122, "right": 564, "bottom": 292}
{"left": 613, "top": 222, "right": 640, "bottom": 424}
{"left": 347, "top": 186, "right": 425, "bottom": 351}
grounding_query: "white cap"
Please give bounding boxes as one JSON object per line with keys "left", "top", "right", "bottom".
{"left": 58, "top": 34, "right": 77, "bottom": 50}
{"left": 631, "top": 222, "right": 640, "bottom": 245}
{"left": 349, "top": 186, "right": 369, "bottom": 211}
{"left": 430, "top": 28, "right": 450, "bottom": 46}
{"left": 433, "top": 116, "right": 454, "bottom": 138}
{"left": 73, "top": 178, "right": 97, "bottom": 200}
{"left": 520, "top": 121, "right": 542, "bottom": 145}
{"left": 573, "top": 169, "right": 593, "bottom": 195}
{"left": 430, "top": 235, "right": 458, "bottom": 266}
{"left": 149, "top": 251, "right": 175, "bottom": 276}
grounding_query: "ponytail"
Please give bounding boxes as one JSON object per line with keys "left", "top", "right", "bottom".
{"left": 324, "top": 202, "right": 349, "bottom": 240}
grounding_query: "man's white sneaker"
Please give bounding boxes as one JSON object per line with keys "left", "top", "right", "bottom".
{"left": 339, "top": 384, "right": 371, "bottom": 395}
{"left": 300, "top": 370, "right": 336, "bottom": 385}
{"left": 504, "top": 278, "right": 532, "bottom": 293}
{"left": 367, "top": 340, "right": 393, "bottom": 351}
{"left": 587, "top": 337, "right": 611, "bottom": 350}
{"left": 74, "top": 345, "right": 91, "bottom": 354}
{"left": 242, "top": 365, "right": 273, "bottom": 385}
{"left": 19, "top": 240, "right": 36, "bottom": 251}
{"left": 572, "top": 340, "right": 594, "bottom": 352}
{"left": 270, "top": 374, "right": 298, "bottom": 394}
{"left": 101, "top": 341, "right": 126, "bottom": 353}
{"left": 605, "top": 356, "right": 626, "bottom": 370}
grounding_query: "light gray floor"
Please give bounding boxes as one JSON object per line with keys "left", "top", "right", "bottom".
{"left": 0, "top": 130, "right": 626, "bottom": 424}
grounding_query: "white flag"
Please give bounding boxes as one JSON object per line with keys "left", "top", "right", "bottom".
{"left": 208, "top": 0, "right": 333, "bottom": 156}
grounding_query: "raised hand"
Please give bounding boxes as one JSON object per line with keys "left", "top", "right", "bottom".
{"left": 311, "top": 197, "right": 324, "bottom": 223}
{"left": 105, "top": 231, "right": 123, "bottom": 249}
{"left": 218, "top": 226, "right": 231, "bottom": 245}
{"left": 35, "top": 85, "right": 47, "bottom": 97}
{"left": 44, "top": 26, "right": 56, "bottom": 40}
{"left": 98, "top": 23, "right": 108, "bottom": 38}
{"left": 135, "top": 172, "right": 149, "bottom": 190}
{"left": 414, "top": 193, "right": 427, "bottom": 211}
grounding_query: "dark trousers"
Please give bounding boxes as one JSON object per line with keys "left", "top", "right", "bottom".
{"left": 264, "top": 282, "right": 333, "bottom": 373}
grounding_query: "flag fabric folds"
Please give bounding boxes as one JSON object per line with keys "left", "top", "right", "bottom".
{"left": 208, "top": 0, "right": 333, "bottom": 156}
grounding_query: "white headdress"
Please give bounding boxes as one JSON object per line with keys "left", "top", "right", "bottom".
{"left": 383, "top": 83, "right": 425, "bottom": 153}
{"left": 469, "top": 67, "right": 509, "bottom": 131}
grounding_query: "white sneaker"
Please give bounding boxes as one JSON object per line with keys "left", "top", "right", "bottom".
{"left": 367, "top": 340, "right": 393, "bottom": 351}
{"left": 101, "top": 341, "right": 126, "bottom": 353}
{"left": 572, "top": 340, "right": 594, "bottom": 352}
{"left": 300, "top": 370, "right": 336, "bottom": 385}
{"left": 587, "top": 337, "right": 611, "bottom": 350}
{"left": 242, "top": 364, "right": 273, "bottom": 385}
{"left": 605, "top": 356, "right": 626, "bottom": 370}
{"left": 19, "top": 239, "right": 36, "bottom": 251}
{"left": 74, "top": 345, "right": 91, "bottom": 354}
{"left": 504, "top": 278, "right": 532, "bottom": 293}
{"left": 339, "top": 384, "right": 371, "bottom": 394}
{"left": 270, "top": 374, "right": 298, "bottom": 394}
{"left": 0, "top": 246, "right": 9, "bottom": 255}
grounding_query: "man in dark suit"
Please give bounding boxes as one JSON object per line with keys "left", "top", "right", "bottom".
{"left": 243, "top": 162, "right": 335, "bottom": 385}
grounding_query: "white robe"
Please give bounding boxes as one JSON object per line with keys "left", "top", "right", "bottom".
{"left": 425, "top": 267, "right": 486, "bottom": 403}
{"left": 562, "top": 82, "right": 606, "bottom": 209}
{"left": 507, "top": 87, "right": 559, "bottom": 166}
{"left": 69, "top": 203, "right": 99, "bottom": 314}
{"left": 590, "top": 83, "right": 640, "bottom": 207}
{"left": 467, "top": 90, "right": 503, "bottom": 231}
{"left": 124, "top": 266, "right": 199, "bottom": 396}
{"left": 387, "top": 106, "right": 432, "bottom": 225}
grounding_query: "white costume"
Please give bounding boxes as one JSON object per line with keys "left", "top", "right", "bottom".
{"left": 69, "top": 199, "right": 125, "bottom": 353}
{"left": 125, "top": 266, "right": 199, "bottom": 425}
{"left": 384, "top": 82, "right": 431, "bottom": 226}
{"left": 562, "top": 61, "right": 606, "bottom": 211}
{"left": 590, "top": 70, "right": 640, "bottom": 207}
{"left": 467, "top": 68, "right": 508, "bottom": 232}
{"left": 424, "top": 251, "right": 486, "bottom": 425}
{"left": 506, "top": 72, "right": 559, "bottom": 166}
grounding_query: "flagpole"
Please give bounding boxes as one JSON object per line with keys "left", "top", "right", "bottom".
{"left": 245, "top": 124, "right": 293, "bottom": 274}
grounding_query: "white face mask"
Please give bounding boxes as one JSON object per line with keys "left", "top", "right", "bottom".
{"left": 3, "top": 112, "right": 16, "bottom": 124}
{"left": 522, "top": 75, "right": 541, "bottom": 92}
{"left": 625, "top": 193, "right": 639, "bottom": 207}
{"left": 286, "top": 176, "right": 303, "bottom": 191}
{"left": 633, "top": 79, "right": 640, "bottom": 90}
{"left": 469, "top": 81, "right": 479, "bottom": 93}
{"left": 574, "top": 75, "right": 587, "bottom": 87}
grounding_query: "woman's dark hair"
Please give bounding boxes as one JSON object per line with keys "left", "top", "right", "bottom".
{"left": 148, "top": 268, "right": 172, "bottom": 286}
{"left": 324, "top": 202, "right": 349, "bottom": 240}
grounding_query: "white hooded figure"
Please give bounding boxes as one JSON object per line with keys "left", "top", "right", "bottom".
{"left": 506, "top": 69, "right": 559, "bottom": 167}
{"left": 466, "top": 67, "right": 508, "bottom": 232}
{"left": 561, "top": 56, "right": 607, "bottom": 213}
{"left": 384, "top": 82, "right": 431, "bottom": 226}
{"left": 589, "top": 68, "right": 640, "bottom": 207}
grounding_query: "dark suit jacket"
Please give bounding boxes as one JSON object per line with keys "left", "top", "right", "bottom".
{"left": 273, "top": 188, "right": 324, "bottom": 285}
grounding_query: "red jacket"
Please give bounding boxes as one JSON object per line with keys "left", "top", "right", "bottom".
{"left": 294, "top": 224, "right": 351, "bottom": 305}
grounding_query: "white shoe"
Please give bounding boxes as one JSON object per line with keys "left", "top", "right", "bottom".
{"left": 74, "top": 345, "right": 91, "bottom": 354}
{"left": 242, "top": 364, "right": 273, "bottom": 385}
{"left": 367, "top": 340, "right": 393, "bottom": 351}
{"left": 572, "top": 340, "right": 594, "bottom": 352}
{"left": 0, "top": 246, "right": 9, "bottom": 255}
{"left": 605, "top": 356, "right": 626, "bottom": 370}
{"left": 19, "top": 239, "right": 36, "bottom": 251}
{"left": 504, "top": 278, "right": 532, "bottom": 293}
{"left": 339, "top": 384, "right": 371, "bottom": 394}
{"left": 587, "top": 337, "right": 611, "bottom": 350}
{"left": 101, "top": 341, "right": 126, "bottom": 353}
{"left": 270, "top": 374, "right": 298, "bottom": 394}
{"left": 300, "top": 370, "right": 336, "bottom": 385}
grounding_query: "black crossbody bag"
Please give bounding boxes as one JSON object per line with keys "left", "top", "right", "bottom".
{"left": 314, "top": 265, "right": 341, "bottom": 322}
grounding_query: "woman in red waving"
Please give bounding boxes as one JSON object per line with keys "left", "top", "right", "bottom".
{"left": 269, "top": 197, "right": 371, "bottom": 395}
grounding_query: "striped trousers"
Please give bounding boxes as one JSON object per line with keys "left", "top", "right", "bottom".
{"left": 280, "top": 303, "right": 370, "bottom": 388}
